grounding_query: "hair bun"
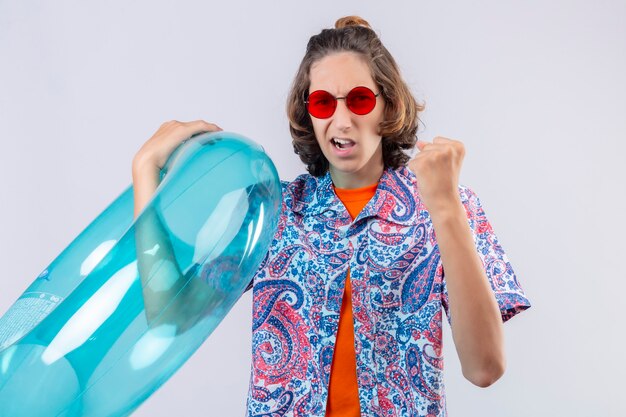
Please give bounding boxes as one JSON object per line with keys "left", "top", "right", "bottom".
{"left": 334, "top": 15, "right": 372, "bottom": 30}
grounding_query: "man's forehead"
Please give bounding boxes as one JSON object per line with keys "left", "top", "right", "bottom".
{"left": 308, "top": 76, "right": 376, "bottom": 93}
{"left": 309, "top": 54, "right": 374, "bottom": 94}
{"left": 308, "top": 82, "right": 377, "bottom": 96}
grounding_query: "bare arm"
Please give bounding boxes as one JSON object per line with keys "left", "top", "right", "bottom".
{"left": 131, "top": 120, "right": 223, "bottom": 332}
{"left": 132, "top": 158, "right": 188, "bottom": 325}
{"left": 429, "top": 197, "right": 505, "bottom": 388}
{"left": 409, "top": 136, "right": 504, "bottom": 388}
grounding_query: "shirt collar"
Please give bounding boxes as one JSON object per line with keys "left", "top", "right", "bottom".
{"left": 290, "top": 165, "right": 420, "bottom": 226}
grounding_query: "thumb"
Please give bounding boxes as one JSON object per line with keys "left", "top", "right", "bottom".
{"left": 415, "top": 139, "right": 428, "bottom": 151}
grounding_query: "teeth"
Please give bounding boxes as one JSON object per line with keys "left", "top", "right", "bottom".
{"left": 333, "top": 138, "right": 354, "bottom": 145}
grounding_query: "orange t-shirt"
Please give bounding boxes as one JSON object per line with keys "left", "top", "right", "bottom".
{"left": 325, "top": 181, "right": 378, "bottom": 417}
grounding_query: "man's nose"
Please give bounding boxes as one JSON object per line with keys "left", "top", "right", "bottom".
{"left": 332, "top": 99, "right": 353, "bottom": 129}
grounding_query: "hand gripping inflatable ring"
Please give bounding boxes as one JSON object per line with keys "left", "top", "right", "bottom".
{"left": 0, "top": 131, "right": 282, "bottom": 417}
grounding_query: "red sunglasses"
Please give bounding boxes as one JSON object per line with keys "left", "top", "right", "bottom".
{"left": 304, "top": 86, "right": 382, "bottom": 119}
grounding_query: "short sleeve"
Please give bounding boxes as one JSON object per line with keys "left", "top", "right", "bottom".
{"left": 243, "top": 249, "right": 270, "bottom": 293}
{"left": 243, "top": 180, "right": 290, "bottom": 294}
{"left": 441, "top": 184, "right": 531, "bottom": 325}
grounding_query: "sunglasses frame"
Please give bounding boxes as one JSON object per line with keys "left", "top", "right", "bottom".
{"left": 303, "top": 85, "right": 382, "bottom": 119}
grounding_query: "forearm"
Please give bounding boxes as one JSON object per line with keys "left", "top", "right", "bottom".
{"left": 429, "top": 196, "right": 505, "bottom": 387}
{"left": 131, "top": 160, "right": 216, "bottom": 334}
{"left": 132, "top": 160, "right": 186, "bottom": 323}
{"left": 132, "top": 156, "right": 161, "bottom": 220}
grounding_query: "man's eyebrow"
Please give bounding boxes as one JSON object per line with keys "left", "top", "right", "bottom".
{"left": 309, "top": 86, "right": 366, "bottom": 94}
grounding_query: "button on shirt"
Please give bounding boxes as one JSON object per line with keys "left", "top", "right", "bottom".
{"left": 244, "top": 165, "right": 531, "bottom": 417}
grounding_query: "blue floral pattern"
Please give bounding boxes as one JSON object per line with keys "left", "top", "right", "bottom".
{"left": 244, "top": 165, "right": 531, "bottom": 417}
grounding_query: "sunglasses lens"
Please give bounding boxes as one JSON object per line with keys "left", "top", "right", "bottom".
{"left": 306, "top": 87, "right": 378, "bottom": 118}
{"left": 346, "top": 87, "right": 377, "bottom": 115}
{"left": 307, "top": 90, "right": 336, "bottom": 118}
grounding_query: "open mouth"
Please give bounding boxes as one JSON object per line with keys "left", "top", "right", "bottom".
{"left": 331, "top": 137, "right": 356, "bottom": 150}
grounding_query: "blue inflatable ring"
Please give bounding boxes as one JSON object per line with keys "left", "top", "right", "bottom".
{"left": 0, "top": 131, "right": 282, "bottom": 417}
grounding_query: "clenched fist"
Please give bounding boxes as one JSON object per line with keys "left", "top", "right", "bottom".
{"left": 407, "top": 136, "right": 466, "bottom": 213}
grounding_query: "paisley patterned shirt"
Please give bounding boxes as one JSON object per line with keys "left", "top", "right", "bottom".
{"left": 244, "top": 165, "right": 531, "bottom": 417}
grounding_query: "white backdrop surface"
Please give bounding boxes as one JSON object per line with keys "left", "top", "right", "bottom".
{"left": 1, "top": 1, "right": 624, "bottom": 416}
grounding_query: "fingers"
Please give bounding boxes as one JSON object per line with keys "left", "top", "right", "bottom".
{"left": 156, "top": 120, "right": 223, "bottom": 142}
{"left": 183, "top": 120, "right": 223, "bottom": 141}
{"left": 188, "top": 119, "right": 223, "bottom": 132}
{"left": 416, "top": 136, "right": 462, "bottom": 151}
{"left": 415, "top": 139, "right": 435, "bottom": 153}
{"left": 138, "top": 119, "right": 225, "bottom": 170}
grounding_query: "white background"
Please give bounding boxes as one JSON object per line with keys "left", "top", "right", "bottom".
{"left": 1, "top": 0, "right": 624, "bottom": 416}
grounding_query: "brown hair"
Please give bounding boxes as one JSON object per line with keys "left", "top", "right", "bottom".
{"left": 286, "top": 15, "right": 426, "bottom": 176}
